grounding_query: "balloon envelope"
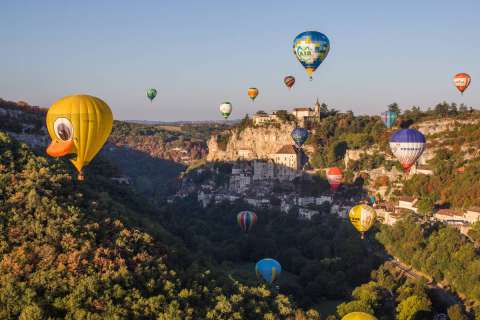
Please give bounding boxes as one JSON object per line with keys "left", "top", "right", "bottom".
{"left": 146, "top": 88, "right": 157, "bottom": 102}
{"left": 293, "top": 31, "right": 330, "bottom": 79}
{"left": 248, "top": 87, "right": 259, "bottom": 101}
{"left": 382, "top": 111, "right": 397, "bottom": 128}
{"left": 389, "top": 129, "right": 426, "bottom": 172}
{"left": 349, "top": 205, "right": 376, "bottom": 239}
{"left": 237, "top": 211, "right": 257, "bottom": 233}
{"left": 46, "top": 95, "right": 113, "bottom": 180}
{"left": 219, "top": 102, "right": 232, "bottom": 119}
{"left": 284, "top": 76, "right": 295, "bottom": 89}
{"left": 326, "top": 167, "right": 343, "bottom": 191}
{"left": 342, "top": 312, "right": 378, "bottom": 320}
{"left": 291, "top": 128, "right": 309, "bottom": 147}
{"left": 454, "top": 73, "right": 471, "bottom": 94}
{"left": 256, "top": 258, "right": 281, "bottom": 284}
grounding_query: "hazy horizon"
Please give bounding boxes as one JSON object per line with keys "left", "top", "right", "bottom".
{"left": 1, "top": 0, "right": 479, "bottom": 121}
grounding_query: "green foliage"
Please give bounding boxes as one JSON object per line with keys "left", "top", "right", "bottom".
{"left": 395, "top": 295, "right": 431, "bottom": 320}
{"left": 447, "top": 304, "right": 468, "bottom": 320}
{"left": 377, "top": 218, "right": 480, "bottom": 304}
{"left": 0, "top": 131, "right": 313, "bottom": 319}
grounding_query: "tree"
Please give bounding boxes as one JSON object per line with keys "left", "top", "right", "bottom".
{"left": 416, "top": 198, "right": 434, "bottom": 220}
{"left": 337, "top": 300, "right": 375, "bottom": 318}
{"left": 447, "top": 304, "right": 467, "bottom": 320}
{"left": 388, "top": 103, "right": 401, "bottom": 114}
{"left": 396, "top": 295, "right": 431, "bottom": 320}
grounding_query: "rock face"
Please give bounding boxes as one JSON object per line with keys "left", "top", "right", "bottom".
{"left": 207, "top": 123, "right": 297, "bottom": 161}
{"left": 413, "top": 118, "right": 479, "bottom": 135}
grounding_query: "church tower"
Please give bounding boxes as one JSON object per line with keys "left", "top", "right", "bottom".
{"left": 314, "top": 98, "right": 321, "bottom": 117}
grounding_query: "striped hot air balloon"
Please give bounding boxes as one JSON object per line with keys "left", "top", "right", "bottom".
{"left": 454, "top": 73, "right": 471, "bottom": 95}
{"left": 248, "top": 87, "right": 259, "bottom": 102}
{"left": 255, "top": 258, "right": 281, "bottom": 284}
{"left": 284, "top": 76, "right": 295, "bottom": 89}
{"left": 326, "top": 167, "right": 343, "bottom": 191}
{"left": 237, "top": 211, "right": 257, "bottom": 233}
{"left": 389, "top": 128, "right": 426, "bottom": 172}
{"left": 381, "top": 111, "right": 397, "bottom": 128}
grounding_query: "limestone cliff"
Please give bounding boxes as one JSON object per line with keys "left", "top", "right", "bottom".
{"left": 207, "top": 123, "right": 298, "bottom": 161}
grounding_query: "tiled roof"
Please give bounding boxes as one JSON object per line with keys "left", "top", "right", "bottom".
{"left": 399, "top": 196, "right": 416, "bottom": 203}
{"left": 293, "top": 107, "right": 312, "bottom": 112}
{"left": 467, "top": 206, "right": 480, "bottom": 213}
{"left": 435, "top": 209, "right": 464, "bottom": 217}
{"left": 275, "top": 145, "right": 298, "bottom": 154}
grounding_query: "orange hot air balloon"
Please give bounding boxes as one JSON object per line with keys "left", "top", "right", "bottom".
{"left": 248, "top": 87, "right": 259, "bottom": 102}
{"left": 454, "top": 73, "right": 471, "bottom": 95}
{"left": 326, "top": 167, "right": 343, "bottom": 191}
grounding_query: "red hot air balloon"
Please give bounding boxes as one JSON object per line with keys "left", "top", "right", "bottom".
{"left": 326, "top": 167, "right": 343, "bottom": 191}
{"left": 284, "top": 76, "right": 295, "bottom": 89}
{"left": 454, "top": 73, "right": 471, "bottom": 95}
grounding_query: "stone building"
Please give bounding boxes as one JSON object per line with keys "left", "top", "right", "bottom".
{"left": 271, "top": 145, "right": 302, "bottom": 181}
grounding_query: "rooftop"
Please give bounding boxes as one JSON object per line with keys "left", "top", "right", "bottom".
{"left": 467, "top": 206, "right": 480, "bottom": 213}
{"left": 293, "top": 107, "right": 312, "bottom": 112}
{"left": 399, "top": 196, "right": 416, "bottom": 203}
{"left": 435, "top": 209, "right": 464, "bottom": 217}
{"left": 275, "top": 145, "right": 298, "bottom": 155}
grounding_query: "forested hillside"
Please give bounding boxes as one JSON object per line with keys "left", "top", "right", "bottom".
{"left": 0, "top": 131, "right": 319, "bottom": 319}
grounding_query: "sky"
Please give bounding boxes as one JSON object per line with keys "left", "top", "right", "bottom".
{"left": 1, "top": 0, "right": 479, "bottom": 121}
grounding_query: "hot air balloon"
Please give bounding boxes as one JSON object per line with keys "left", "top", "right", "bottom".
{"left": 284, "top": 76, "right": 295, "bottom": 89}
{"left": 146, "top": 88, "right": 157, "bottom": 102}
{"left": 293, "top": 31, "right": 330, "bottom": 80}
{"left": 326, "top": 167, "right": 343, "bottom": 191}
{"left": 46, "top": 95, "right": 113, "bottom": 180}
{"left": 349, "top": 204, "right": 376, "bottom": 239}
{"left": 248, "top": 87, "right": 259, "bottom": 102}
{"left": 381, "top": 111, "right": 397, "bottom": 128}
{"left": 291, "top": 128, "right": 309, "bottom": 148}
{"left": 454, "top": 73, "right": 471, "bottom": 95}
{"left": 219, "top": 102, "right": 232, "bottom": 119}
{"left": 389, "top": 129, "right": 426, "bottom": 172}
{"left": 341, "top": 312, "right": 377, "bottom": 320}
{"left": 237, "top": 211, "right": 257, "bottom": 233}
{"left": 256, "top": 258, "right": 281, "bottom": 284}
{"left": 368, "top": 195, "right": 376, "bottom": 206}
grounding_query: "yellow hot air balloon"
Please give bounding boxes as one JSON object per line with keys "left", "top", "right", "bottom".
{"left": 46, "top": 95, "right": 113, "bottom": 180}
{"left": 342, "top": 312, "right": 377, "bottom": 320}
{"left": 348, "top": 205, "right": 377, "bottom": 239}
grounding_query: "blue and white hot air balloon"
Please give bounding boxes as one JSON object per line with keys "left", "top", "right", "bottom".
{"left": 293, "top": 31, "right": 330, "bottom": 80}
{"left": 256, "top": 258, "right": 281, "bottom": 284}
{"left": 389, "top": 129, "right": 426, "bottom": 172}
{"left": 381, "top": 111, "right": 398, "bottom": 128}
{"left": 291, "top": 128, "right": 309, "bottom": 148}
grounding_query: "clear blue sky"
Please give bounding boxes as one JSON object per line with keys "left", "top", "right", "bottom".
{"left": 1, "top": 0, "right": 479, "bottom": 121}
